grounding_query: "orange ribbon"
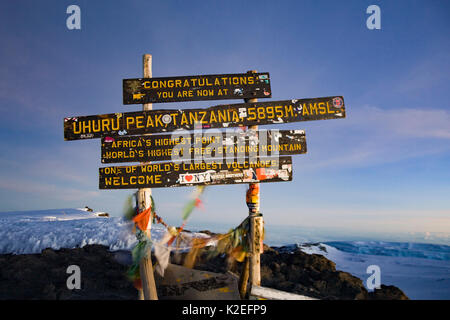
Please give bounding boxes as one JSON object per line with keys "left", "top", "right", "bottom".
{"left": 132, "top": 207, "right": 152, "bottom": 231}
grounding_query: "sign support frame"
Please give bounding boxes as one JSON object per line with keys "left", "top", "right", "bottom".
{"left": 238, "top": 70, "right": 264, "bottom": 299}
{"left": 138, "top": 54, "right": 158, "bottom": 300}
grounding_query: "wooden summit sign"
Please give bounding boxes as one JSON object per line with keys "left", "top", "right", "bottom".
{"left": 64, "top": 96, "right": 345, "bottom": 141}
{"left": 101, "top": 129, "right": 307, "bottom": 164}
{"left": 99, "top": 156, "right": 293, "bottom": 189}
{"left": 123, "top": 72, "right": 271, "bottom": 104}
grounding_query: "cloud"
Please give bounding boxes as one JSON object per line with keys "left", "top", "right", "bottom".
{"left": 266, "top": 207, "right": 450, "bottom": 235}
{"left": 0, "top": 142, "right": 99, "bottom": 187}
{"left": 352, "top": 106, "right": 450, "bottom": 139}
{"left": 0, "top": 178, "right": 100, "bottom": 202}
{"left": 301, "top": 105, "right": 450, "bottom": 170}
{"left": 396, "top": 52, "right": 450, "bottom": 93}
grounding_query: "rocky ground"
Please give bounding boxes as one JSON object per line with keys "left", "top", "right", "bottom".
{"left": 186, "top": 244, "right": 408, "bottom": 300}
{"left": 0, "top": 244, "right": 408, "bottom": 300}
{"left": 0, "top": 245, "right": 136, "bottom": 300}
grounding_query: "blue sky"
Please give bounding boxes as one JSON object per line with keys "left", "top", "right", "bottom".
{"left": 0, "top": 1, "right": 449, "bottom": 243}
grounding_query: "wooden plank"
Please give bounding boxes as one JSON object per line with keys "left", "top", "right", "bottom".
{"left": 154, "top": 264, "right": 241, "bottom": 300}
{"left": 64, "top": 96, "right": 345, "bottom": 140}
{"left": 250, "top": 285, "right": 318, "bottom": 300}
{"left": 101, "top": 129, "right": 307, "bottom": 164}
{"left": 123, "top": 72, "right": 271, "bottom": 104}
{"left": 99, "top": 156, "right": 293, "bottom": 189}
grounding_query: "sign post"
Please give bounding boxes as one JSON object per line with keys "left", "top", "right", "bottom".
{"left": 123, "top": 72, "right": 271, "bottom": 104}
{"left": 99, "top": 157, "right": 293, "bottom": 189}
{"left": 63, "top": 58, "right": 346, "bottom": 300}
{"left": 138, "top": 54, "right": 158, "bottom": 300}
{"left": 239, "top": 70, "right": 263, "bottom": 298}
{"left": 100, "top": 129, "right": 306, "bottom": 164}
{"left": 64, "top": 96, "right": 345, "bottom": 141}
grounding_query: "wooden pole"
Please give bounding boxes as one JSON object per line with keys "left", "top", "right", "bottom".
{"left": 238, "top": 256, "right": 250, "bottom": 299}
{"left": 238, "top": 70, "right": 264, "bottom": 299}
{"left": 138, "top": 54, "right": 158, "bottom": 300}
